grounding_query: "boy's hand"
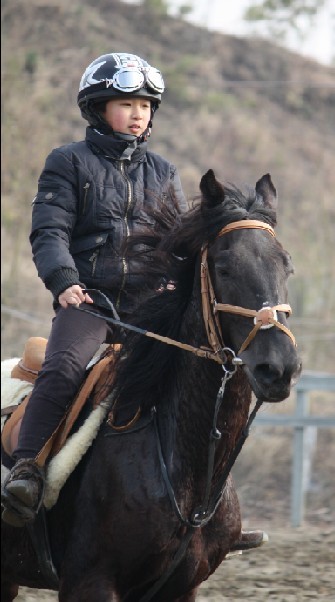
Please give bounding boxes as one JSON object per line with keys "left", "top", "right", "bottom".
{"left": 58, "top": 285, "right": 94, "bottom": 308}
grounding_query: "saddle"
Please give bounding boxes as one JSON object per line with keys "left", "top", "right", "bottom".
{"left": 1, "top": 337, "right": 120, "bottom": 468}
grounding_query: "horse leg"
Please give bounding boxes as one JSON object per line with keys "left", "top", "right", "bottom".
{"left": 59, "top": 577, "right": 117, "bottom": 602}
{"left": 174, "top": 587, "right": 199, "bottom": 602}
{"left": 1, "top": 581, "right": 19, "bottom": 602}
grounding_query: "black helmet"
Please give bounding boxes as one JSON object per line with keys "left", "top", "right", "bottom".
{"left": 78, "top": 52, "right": 164, "bottom": 128}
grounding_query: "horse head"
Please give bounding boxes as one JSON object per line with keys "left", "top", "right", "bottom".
{"left": 200, "top": 169, "right": 302, "bottom": 402}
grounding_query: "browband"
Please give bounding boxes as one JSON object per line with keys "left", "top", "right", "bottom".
{"left": 217, "top": 220, "right": 275, "bottom": 238}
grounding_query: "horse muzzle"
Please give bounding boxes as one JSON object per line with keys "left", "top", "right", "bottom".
{"left": 241, "top": 350, "right": 302, "bottom": 403}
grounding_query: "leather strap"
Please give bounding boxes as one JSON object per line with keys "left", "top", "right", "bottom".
{"left": 2, "top": 351, "right": 120, "bottom": 467}
{"left": 200, "top": 219, "right": 296, "bottom": 357}
{"left": 200, "top": 247, "right": 224, "bottom": 354}
{"left": 217, "top": 220, "right": 275, "bottom": 238}
{"left": 40, "top": 352, "right": 118, "bottom": 462}
{"left": 214, "top": 303, "right": 296, "bottom": 352}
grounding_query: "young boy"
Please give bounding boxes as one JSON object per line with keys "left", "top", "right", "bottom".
{"left": 2, "top": 52, "right": 187, "bottom": 527}
{"left": 2, "top": 53, "right": 266, "bottom": 552}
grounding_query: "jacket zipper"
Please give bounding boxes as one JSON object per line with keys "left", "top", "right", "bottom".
{"left": 89, "top": 249, "right": 99, "bottom": 276}
{"left": 116, "top": 161, "right": 132, "bottom": 309}
{"left": 82, "top": 182, "right": 90, "bottom": 215}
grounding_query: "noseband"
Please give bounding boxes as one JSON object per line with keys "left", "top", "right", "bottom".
{"left": 201, "top": 219, "right": 296, "bottom": 360}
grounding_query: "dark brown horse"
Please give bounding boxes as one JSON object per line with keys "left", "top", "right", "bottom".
{"left": 1, "top": 170, "right": 301, "bottom": 601}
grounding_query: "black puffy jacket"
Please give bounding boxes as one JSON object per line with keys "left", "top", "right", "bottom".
{"left": 30, "top": 127, "right": 187, "bottom": 310}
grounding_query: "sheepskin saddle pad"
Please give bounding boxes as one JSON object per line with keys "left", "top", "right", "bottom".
{"left": 1, "top": 338, "right": 119, "bottom": 509}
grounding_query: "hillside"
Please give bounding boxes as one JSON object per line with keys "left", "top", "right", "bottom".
{"left": 1, "top": 0, "right": 335, "bottom": 369}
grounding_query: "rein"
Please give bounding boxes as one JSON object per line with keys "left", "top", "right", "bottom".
{"left": 75, "top": 300, "right": 226, "bottom": 364}
{"left": 141, "top": 369, "right": 263, "bottom": 602}
{"left": 78, "top": 219, "right": 295, "bottom": 365}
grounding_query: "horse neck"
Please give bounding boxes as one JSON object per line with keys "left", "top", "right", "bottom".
{"left": 158, "top": 269, "right": 252, "bottom": 493}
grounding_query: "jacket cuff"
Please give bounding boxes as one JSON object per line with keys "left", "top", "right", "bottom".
{"left": 45, "top": 268, "right": 83, "bottom": 300}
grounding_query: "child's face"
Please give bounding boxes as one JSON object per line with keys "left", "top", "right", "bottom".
{"left": 103, "top": 97, "right": 151, "bottom": 136}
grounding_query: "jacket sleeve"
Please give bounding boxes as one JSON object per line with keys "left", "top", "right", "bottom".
{"left": 170, "top": 165, "right": 188, "bottom": 213}
{"left": 30, "top": 147, "right": 83, "bottom": 300}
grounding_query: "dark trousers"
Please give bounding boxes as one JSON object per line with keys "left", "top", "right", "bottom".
{"left": 14, "top": 305, "right": 115, "bottom": 461}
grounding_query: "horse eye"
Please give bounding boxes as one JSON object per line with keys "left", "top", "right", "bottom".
{"left": 216, "top": 260, "right": 230, "bottom": 277}
{"left": 209, "top": 250, "right": 230, "bottom": 277}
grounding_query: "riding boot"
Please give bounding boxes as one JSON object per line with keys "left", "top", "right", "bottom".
{"left": 230, "top": 529, "right": 269, "bottom": 552}
{"left": 1, "top": 458, "right": 45, "bottom": 528}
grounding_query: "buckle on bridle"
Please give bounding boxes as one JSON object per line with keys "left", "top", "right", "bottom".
{"left": 253, "top": 305, "right": 277, "bottom": 330}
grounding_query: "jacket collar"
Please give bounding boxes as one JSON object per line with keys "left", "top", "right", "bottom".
{"left": 85, "top": 127, "right": 147, "bottom": 162}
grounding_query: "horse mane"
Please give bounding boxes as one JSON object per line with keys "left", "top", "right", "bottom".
{"left": 111, "top": 182, "right": 277, "bottom": 413}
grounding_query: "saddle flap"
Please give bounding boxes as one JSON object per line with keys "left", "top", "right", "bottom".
{"left": 2, "top": 347, "right": 120, "bottom": 467}
{"left": 48, "top": 350, "right": 119, "bottom": 459}
{"left": 2, "top": 394, "right": 32, "bottom": 460}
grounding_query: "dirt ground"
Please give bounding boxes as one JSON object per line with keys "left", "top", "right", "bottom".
{"left": 15, "top": 525, "right": 335, "bottom": 601}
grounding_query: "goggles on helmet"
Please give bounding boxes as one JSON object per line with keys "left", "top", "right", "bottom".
{"left": 106, "top": 66, "right": 165, "bottom": 94}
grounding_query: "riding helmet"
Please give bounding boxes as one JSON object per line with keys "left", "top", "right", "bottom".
{"left": 77, "top": 52, "right": 165, "bottom": 130}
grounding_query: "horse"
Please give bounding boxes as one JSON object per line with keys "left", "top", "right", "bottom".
{"left": 1, "top": 169, "right": 301, "bottom": 602}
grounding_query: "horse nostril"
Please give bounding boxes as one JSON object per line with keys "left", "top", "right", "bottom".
{"left": 254, "top": 363, "right": 283, "bottom": 385}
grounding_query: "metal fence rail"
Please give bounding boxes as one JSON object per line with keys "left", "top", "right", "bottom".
{"left": 254, "top": 371, "right": 335, "bottom": 526}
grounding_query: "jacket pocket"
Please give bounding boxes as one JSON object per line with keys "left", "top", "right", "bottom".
{"left": 69, "top": 232, "right": 108, "bottom": 255}
{"left": 70, "top": 232, "right": 109, "bottom": 278}
{"left": 33, "top": 184, "right": 60, "bottom": 205}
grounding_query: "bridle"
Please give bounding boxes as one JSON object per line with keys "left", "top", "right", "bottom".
{"left": 201, "top": 219, "right": 296, "bottom": 363}
{"left": 76, "top": 219, "right": 296, "bottom": 368}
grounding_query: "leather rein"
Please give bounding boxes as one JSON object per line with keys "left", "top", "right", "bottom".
{"left": 77, "top": 219, "right": 296, "bottom": 367}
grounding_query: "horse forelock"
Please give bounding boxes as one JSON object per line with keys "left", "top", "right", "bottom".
{"left": 201, "top": 184, "right": 277, "bottom": 240}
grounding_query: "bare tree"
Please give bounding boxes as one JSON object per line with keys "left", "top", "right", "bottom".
{"left": 244, "top": 0, "right": 329, "bottom": 41}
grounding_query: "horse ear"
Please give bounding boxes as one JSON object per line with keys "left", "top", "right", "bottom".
{"left": 255, "top": 174, "right": 277, "bottom": 210}
{"left": 200, "top": 169, "right": 225, "bottom": 207}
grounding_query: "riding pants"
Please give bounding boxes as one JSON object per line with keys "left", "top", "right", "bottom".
{"left": 13, "top": 305, "right": 115, "bottom": 461}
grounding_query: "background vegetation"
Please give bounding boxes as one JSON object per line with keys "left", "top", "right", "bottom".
{"left": 2, "top": 0, "right": 335, "bottom": 371}
{"left": 2, "top": 6, "right": 335, "bottom": 600}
